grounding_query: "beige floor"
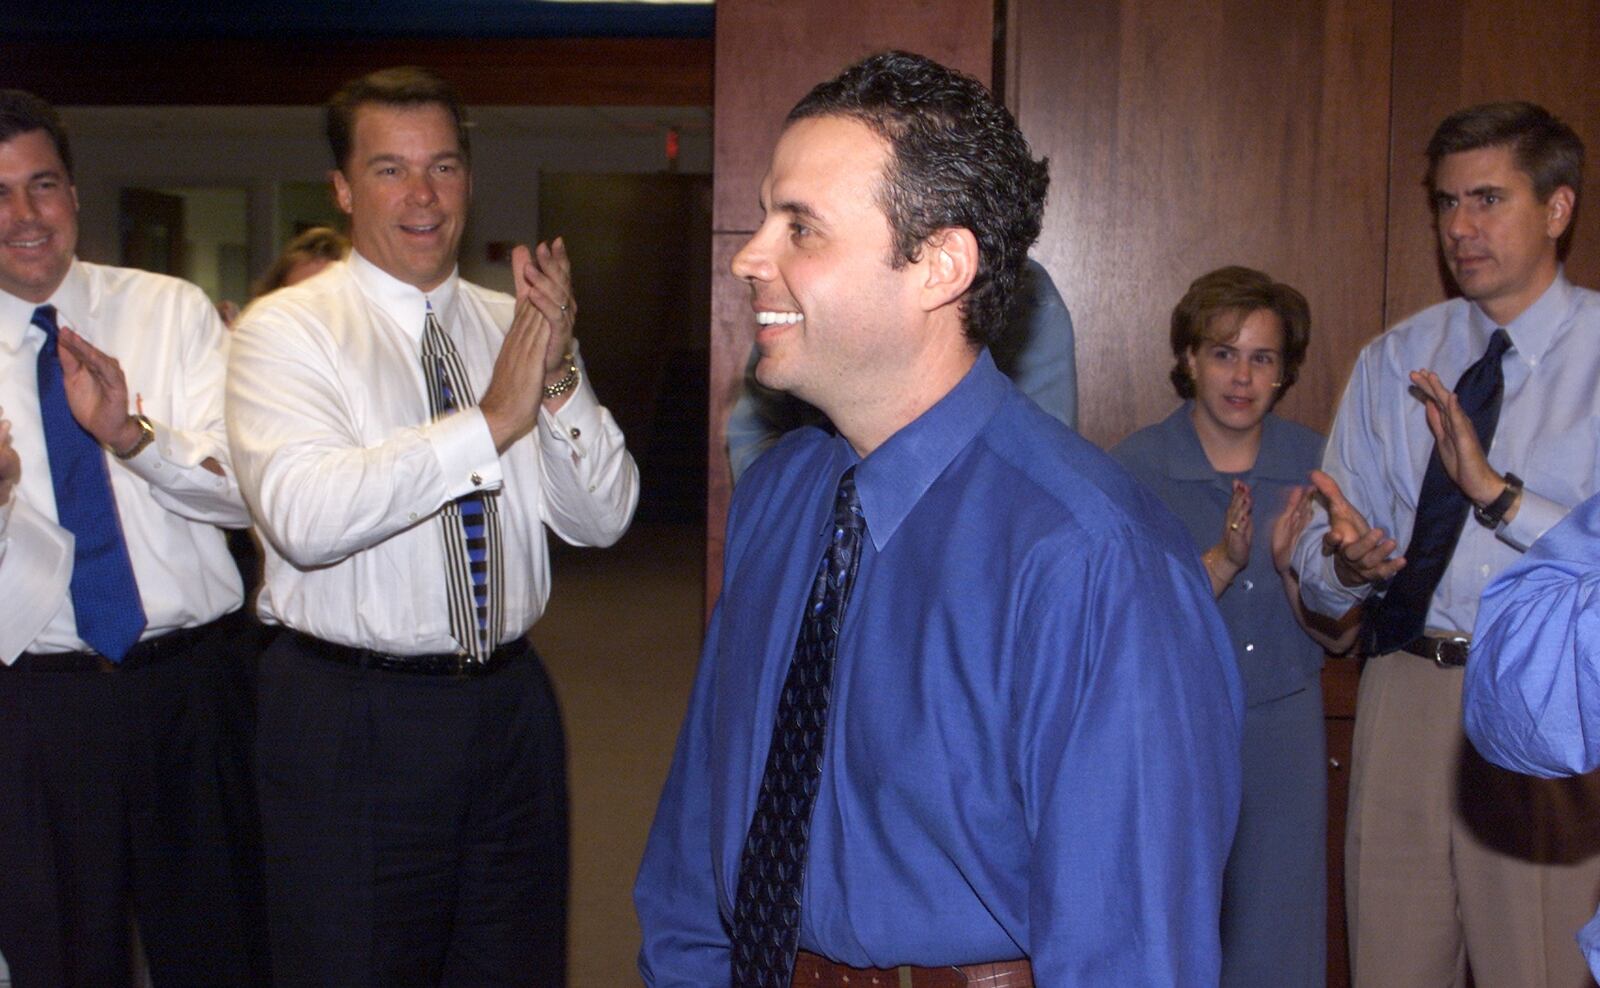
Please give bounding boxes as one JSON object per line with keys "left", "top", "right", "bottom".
{"left": 533, "top": 521, "right": 705, "bottom": 987}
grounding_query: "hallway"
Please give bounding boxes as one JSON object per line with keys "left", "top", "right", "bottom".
{"left": 533, "top": 521, "right": 704, "bottom": 986}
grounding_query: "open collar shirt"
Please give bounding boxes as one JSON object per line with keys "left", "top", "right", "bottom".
{"left": 637, "top": 352, "right": 1243, "bottom": 986}
{"left": 1294, "top": 272, "right": 1600, "bottom": 633}
{"left": 0, "top": 259, "right": 245, "bottom": 661}
{"left": 226, "top": 252, "right": 638, "bottom": 653}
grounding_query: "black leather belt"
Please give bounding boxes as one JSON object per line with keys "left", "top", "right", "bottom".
{"left": 1401, "top": 634, "right": 1470, "bottom": 667}
{"left": 285, "top": 628, "right": 527, "bottom": 678}
{"left": 9, "top": 618, "right": 224, "bottom": 673}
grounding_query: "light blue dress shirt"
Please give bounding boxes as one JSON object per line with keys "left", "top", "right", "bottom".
{"left": 637, "top": 352, "right": 1243, "bottom": 986}
{"left": 725, "top": 259, "right": 1078, "bottom": 482}
{"left": 1294, "top": 273, "right": 1600, "bottom": 629}
{"left": 1465, "top": 490, "right": 1600, "bottom": 980}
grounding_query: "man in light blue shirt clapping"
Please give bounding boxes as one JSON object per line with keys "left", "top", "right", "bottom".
{"left": 1293, "top": 101, "right": 1600, "bottom": 986}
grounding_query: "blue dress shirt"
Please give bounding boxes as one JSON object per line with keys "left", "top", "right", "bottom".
{"left": 1465, "top": 490, "right": 1600, "bottom": 980}
{"left": 637, "top": 352, "right": 1243, "bottom": 986}
{"left": 1465, "top": 489, "right": 1600, "bottom": 776}
{"left": 1294, "top": 273, "right": 1600, "bottom": 630}
{"left": 725, "top": 259, "right": 1078, "bottom": 482}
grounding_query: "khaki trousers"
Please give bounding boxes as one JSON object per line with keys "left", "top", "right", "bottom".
{"left": 1347, "top": 650, "right": 1600, "bottom": 987}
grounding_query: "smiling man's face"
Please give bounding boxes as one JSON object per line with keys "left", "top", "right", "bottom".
{"left": 0, "top": 127, "right": 77, "bottom": 303}
{"left": 333, "top": 101, "right": 470, "bottom": 292}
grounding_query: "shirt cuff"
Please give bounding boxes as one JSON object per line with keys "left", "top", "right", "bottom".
{"left": 1302, "top": 548, "right": 1373, "bottom": 616}
{"left": 538, "top": 365, "right": 605, "bottom": 462}
{"left": 0, "top": 496, "right": 72, "bottom": 663}
{"left": 426, "top": 406, "right": 504, "bottom": 499}
{"left": 1499, "top": 486, "right": 1564, "bottom": 553}
{"left": 113, "top": 417, "right": 232, "bottom": 493}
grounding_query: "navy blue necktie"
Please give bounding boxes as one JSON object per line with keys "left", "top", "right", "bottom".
{"left": 1363, "top": 328, "right": 1512, "bottom": 655}
{"left": 730, "top": 467, "right": 865, "bottom": 988}
{"left": 33, "top": 304, "right": 147, "bottom": 660}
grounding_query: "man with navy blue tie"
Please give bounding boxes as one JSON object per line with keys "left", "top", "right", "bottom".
{"left": 1292, "top": 101, "right": 1600, "bottom": 986}
{"left": 635, "top": 51, "right": 1242, "bottom": 987}
{"left": 0, "top": 90, "right": 265, "bottom": 987}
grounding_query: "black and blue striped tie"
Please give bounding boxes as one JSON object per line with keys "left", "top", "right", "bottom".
{"left": 421, "top": 302, "right": 501, "bottom": 661}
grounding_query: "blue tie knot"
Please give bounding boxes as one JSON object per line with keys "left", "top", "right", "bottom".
{"left": 32, "top": 304, "right": 60, "bottom": 340}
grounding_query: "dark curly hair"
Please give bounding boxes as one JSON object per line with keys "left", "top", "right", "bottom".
{"left": 0, "top": 89, "right": 72, "bottom": 180}
{"left": 787, "top": 50, "right": 1050, "bottom": 349}
{"left": 326, "top": 66, "right": 470, "bottom": 173}
{"left": 1168, "top": 265, "right": 1311, "bottom": 404}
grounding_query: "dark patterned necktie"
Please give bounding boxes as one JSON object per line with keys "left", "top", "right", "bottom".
{"left": 730, "top": 467, "right": 866, "bottom": 987}
{"left": 33, "top": 304, "right": 147, "bottom": 660}
{"left": 421, "top": 303, "right": 502, "bottom": 661}
{"left": 1362, "top": 327, "right": 1512, "bottom": 655}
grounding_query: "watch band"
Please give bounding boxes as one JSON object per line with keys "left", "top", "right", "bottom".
{"left": 1474, "top": 471, "right": 1523, "bottom": 529}
{"left": 112, "top": 413, "right": 156, "bottom": 460}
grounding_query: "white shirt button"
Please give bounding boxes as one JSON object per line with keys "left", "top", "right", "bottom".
{"left": 408, "top": 512, "right": 418, "bottom": 522}
{"left": 1244, "top": 642, "right": 1255, "bottom": 652}
{"left": 1241, "top": 579, "right": 1254, "bottom": 591}
{"left": 1481, "top": 563, "right": 1491, "bottom": 577}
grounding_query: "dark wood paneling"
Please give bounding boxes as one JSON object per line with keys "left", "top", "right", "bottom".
{"left": 1385, "top": 0, "right": 1600, "bottom": 326}
{"left": 706, "top": 0, "right": 994, "bottom": 611}
{"left": 2, "top": 37, "right": 712, "bottom": 106}
{"left": 707, "top": 233, "right": 749, "bottom": 610}
{"left": 711, "top": 0, "right": 994, "bottom": 234}
{"left": 1323, "top": 659, "right": 1360, "bottom": 988}
{"left": 1012, "top": 0, "right": 1392, "bottom": 448}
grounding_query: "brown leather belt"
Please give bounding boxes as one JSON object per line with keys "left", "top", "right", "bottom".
{"left": 1400, "top": 633, "right": 1470, "bottom": 667}
{"left": 793, "top": 950, "right": 1033, "bottom": 987}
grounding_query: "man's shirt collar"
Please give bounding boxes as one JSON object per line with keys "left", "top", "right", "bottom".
{"left": 849, "top": 350, "right": 1008, "bottom": 551}
{"left": 1475, "top": 269, "right": 1574, "bottom": 365}
{"left": 0, "top": 258, "right": 86, "bottom": 353}
{"left": 347, "top": 249, "right": 461, "bottom": 344}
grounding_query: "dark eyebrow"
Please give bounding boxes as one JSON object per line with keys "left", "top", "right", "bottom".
{"left": 1434, "top": 184, "right": 1506, "bottom": 203}
{"left": 773, "top": 198, "right": 823, "bottom": 225}
{"left": 362, "top": 150, "right": 463, "bottom": 168}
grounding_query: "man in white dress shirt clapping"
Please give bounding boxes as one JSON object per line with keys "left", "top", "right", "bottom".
{"left": 227, "top": 66, "right": 639, "bottom": 987}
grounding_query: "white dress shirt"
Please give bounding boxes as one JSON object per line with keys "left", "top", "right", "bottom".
{"left": 227, "top": 252, "right": 638, "bottom": 654}
{"left": 1294, "top": 272, "right": 1600, "bottom": 633}
{"left": 0, "top": 259, "right": 247, "bottom": 662}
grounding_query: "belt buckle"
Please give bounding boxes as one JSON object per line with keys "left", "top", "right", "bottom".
{"left": 1431, "top": 635, "right": 1470, "bottom": 667}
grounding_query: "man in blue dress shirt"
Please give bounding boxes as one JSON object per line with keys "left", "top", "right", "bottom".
{"left": 1466, "top": 490, "right": 1600, "bottom": 983}
{"left": 635, "top": 50, "right": 1243, "bottom": 987}
{"left": 1292, "top": 102, "right": 1600, "bottom": 986}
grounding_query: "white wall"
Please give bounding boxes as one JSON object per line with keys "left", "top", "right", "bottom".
{"left": 64, "top": 108, "right": 712, "bottom": 295}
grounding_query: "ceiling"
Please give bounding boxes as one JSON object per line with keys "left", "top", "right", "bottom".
{"left": 60, "top": 105, "right": 711, "bottom": 143}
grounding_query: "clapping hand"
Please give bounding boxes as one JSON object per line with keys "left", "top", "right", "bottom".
{"left": 0, "top": 410, "right": 19, "bottom": 507}
{"left": 1310, "top": 469, "right": 1405, "bottom": 587}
